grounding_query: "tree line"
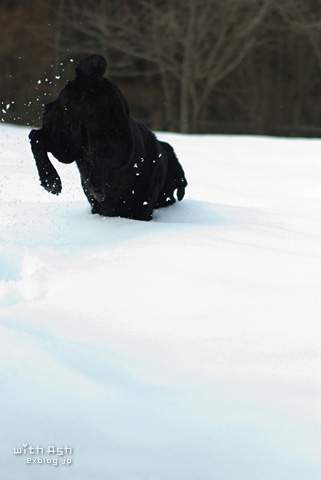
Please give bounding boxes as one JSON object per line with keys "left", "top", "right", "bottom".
{"left": 1, "top": 0, "right": 321, "bottom": 135}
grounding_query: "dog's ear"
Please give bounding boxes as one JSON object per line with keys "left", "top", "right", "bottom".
{"left": 75, "top": 54, "right": 107, "bottom": 79}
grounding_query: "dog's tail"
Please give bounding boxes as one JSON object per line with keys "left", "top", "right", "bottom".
{"left": 75, "top": 54, "right": 107, "bottom": 79}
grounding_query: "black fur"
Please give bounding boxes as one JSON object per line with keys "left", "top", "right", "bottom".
{"left": 29, "top": 54, "right": 187, "bottom": 221}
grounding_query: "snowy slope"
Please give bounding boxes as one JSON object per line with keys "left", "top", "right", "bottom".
{"left": 0, "top": 123, "right": 320, "bottom": 480}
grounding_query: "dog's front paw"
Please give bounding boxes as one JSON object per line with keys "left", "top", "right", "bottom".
{"left": 40, "top": 168, "right": 62, "bottom": 195}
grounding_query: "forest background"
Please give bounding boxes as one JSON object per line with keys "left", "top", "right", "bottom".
{"left": 1, "top": 0, "right": 321, "bottom": 136}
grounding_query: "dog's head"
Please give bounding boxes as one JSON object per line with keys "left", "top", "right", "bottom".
{"left": 75, "top": 54, "right": 107, "bottom": 79}
{"left": 58, "top": 55, "right": 134, "bottom": 198}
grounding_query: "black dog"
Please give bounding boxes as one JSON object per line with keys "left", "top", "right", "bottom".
{"left": 29, "top": 54, "right": 187, "bottom": 221}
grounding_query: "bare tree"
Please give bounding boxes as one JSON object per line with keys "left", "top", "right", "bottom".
{"left": 49, "top": 0, "right": 273, "bottom": 132}
{"left": 227, "top": 0, "right": 321, "bottom": 134}
{"left": 0, "top": 1, "right": 54, "bottom": 125}
{"left": 275, "top": 0, "right": 321, "bottom": 66}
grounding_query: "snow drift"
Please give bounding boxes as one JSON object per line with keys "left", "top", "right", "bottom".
{"left": 0, "top": 123, "right": 320, "bottom": 479}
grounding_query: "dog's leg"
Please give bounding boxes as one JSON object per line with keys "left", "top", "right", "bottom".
{"left": 130, "top": 201, "right": 154, "bottom": 221}
{"left": 80, "top": 177, "right": 101, "bottom": 214}
{"left": 29, "top": 129, "right": 62, "bottom": 195}
{"left": 154, "top": 142, "right": 187, "bottom": 209}
{"left": 161, "top": 141, "right": 187, "bottom": 200}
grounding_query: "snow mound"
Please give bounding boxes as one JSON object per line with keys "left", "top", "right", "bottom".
{"left": 0, "top": 124, "right": 320, "bottom": 479}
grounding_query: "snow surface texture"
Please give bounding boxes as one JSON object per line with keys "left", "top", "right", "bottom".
{"left": 0, "top": 123, "right": 320, "bottom": 479}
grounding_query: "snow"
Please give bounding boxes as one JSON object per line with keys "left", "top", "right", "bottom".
{"left": 0, "top": 123, "right": 320, "bottom": 479}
